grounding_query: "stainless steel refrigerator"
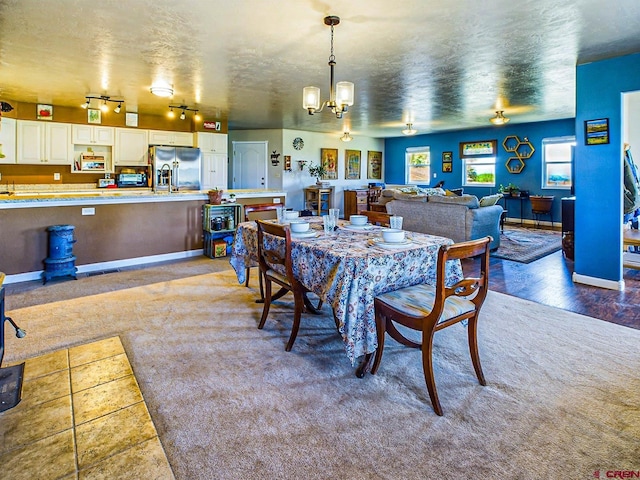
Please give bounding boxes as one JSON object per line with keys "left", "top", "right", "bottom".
{"left": 150, "top": 146, "right": 202, "bottom": 191}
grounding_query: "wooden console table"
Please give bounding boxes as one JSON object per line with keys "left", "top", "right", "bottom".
{"left": 304, "top": 186, "right": 334, "bottom": 216}
{"left": 623, "top": 229, "right": 640, "bottom": 269}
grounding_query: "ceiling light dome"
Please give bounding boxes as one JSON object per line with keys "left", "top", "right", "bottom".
{"left": 150, "top": 85, "right": 174, "bottom": 97}
{"left": 402, "top": 123, "right": 417, "bottom": 135}
{"left": 490, "top": 111, "right": 510, "bottom": 125}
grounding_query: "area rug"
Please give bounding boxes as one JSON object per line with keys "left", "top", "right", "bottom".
{"left": 491, "top": 225, "right": 562, "bottom": 263}
{"left": 3, "top": 271, "right": 640, "bottom": 480}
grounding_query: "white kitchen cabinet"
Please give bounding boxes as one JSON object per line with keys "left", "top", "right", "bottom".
{"left": 114, "top": 128, "right": 149, "bottom": 166}
{"left": 72, "top": 125, "right": 114, "bottom": 145}
{"left": 17, "top": 120, "right": 72, "bottom": 165}
{"left": 0, "top": 117, "right": 17, "bottom": 164}
{"left": 148, "top": 130, "right": 193, "bottom": 147}
{"left": 201, "top": 152, "right": 228, "bottom": 190}
{"left": 195, "top": 132, "right": 228, "bottom": 153}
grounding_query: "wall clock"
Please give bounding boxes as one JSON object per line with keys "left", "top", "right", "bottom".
{"left": 293, "top": 137, "right": 304, "bottom": 150}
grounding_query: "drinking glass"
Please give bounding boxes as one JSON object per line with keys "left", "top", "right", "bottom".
{"left": 390, "top": 215, "right": 403, "bottom": 230}
{"left": 329, "top": 208, "right": 340, "bottom": 223}
{"left": 323, "top": 214, "right": 336, "bottom": 234}
{"left": 276, "top": 206, "right": 284, "bottom": 223}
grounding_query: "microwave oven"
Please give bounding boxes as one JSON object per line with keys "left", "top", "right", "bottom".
{"left": 117, "top": 173, "right": 147, "bottom": 187}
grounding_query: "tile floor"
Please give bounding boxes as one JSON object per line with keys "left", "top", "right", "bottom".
{"left": 0, "top": 336, "right": 174, "bottom": 480}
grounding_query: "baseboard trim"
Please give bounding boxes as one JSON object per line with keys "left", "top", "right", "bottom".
{"left": 4, "top": 250, "right": 204, "bottom": 285}
{"left": 572, "top": 272, "right": 625, "bottom": 291}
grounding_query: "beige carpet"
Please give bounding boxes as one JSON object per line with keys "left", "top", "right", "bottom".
{"left": 4, "top": 269, "right": 640, "bottom": 479}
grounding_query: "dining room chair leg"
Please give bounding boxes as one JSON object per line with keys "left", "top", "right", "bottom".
{"left": 467, "top": 313, "right": 486, "bottom": 385}
{"left": 285, "top": 296, "right": 305, "bottom": 352}
{"left": 370, "top": 311, "right": 387, "bottom": 375}
{"left": 421, "top": 334, "right": 443, "bottom": 416}
{"left": 258, "top": 280, "right": 272, "bottom": 330}
{"left": 244, "top": 267, "right": 251, "bottom": 288}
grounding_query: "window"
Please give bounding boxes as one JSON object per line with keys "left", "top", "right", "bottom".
{"left": 405, "top": 146, "right": 430, "bottom": 184}
{"left": 462, "top": 157, "right": 496, "bottom": 186}
{"left": 542, "top": 136, "right": 575, "bottom": 189}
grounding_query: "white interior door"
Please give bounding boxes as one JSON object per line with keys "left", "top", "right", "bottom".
{"left": 232, "top": 141, "right": 267, "bottom": 189}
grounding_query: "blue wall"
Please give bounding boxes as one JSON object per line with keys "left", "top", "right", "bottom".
{"left": 575, "top": 52, "right": 640, "bottom": 284}
{"left": 384, "top": 118, "right": 575, "bottom": 223}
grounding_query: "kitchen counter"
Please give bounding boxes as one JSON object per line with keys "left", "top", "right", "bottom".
{"left": 0, "top": 187, "right": 287, "bottom": 281}
{"left": 0, "top": 188, "right": 287, "bottom": 209}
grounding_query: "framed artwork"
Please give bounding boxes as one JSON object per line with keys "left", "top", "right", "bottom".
{"left": 320, "top": 148, "right": 338, "bottom": 180}
{"left": 585, "top": 118, "right": 609, "bottom": 145}
{"left": 344, "top": 149, "right": 361, "bottom": 180}
{"left": 442, "top": 151, "right": 453, "bottom": 172}
{"left": 459, "top": 140, "right": 497, "bottom": 157}
{"left": 88, "top": 108, "right": 101, "bottom": 124}
{"left": 37, "top": 104, "right": 53, "bottom": 120}
{"left": 367, "top": 150, "right": 382, "bottom": 179}
{"left": 125, "top": 112, "right": 138, "bottom": 127}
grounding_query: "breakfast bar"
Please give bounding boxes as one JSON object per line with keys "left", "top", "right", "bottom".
{"left": 0, "top": 188, "right": 286, "bottom": 282}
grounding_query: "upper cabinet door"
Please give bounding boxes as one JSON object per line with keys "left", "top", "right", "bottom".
{"left": 17, "top": 120, "right": 72, "bottom": 165}
{"left": 148, "top": 130, "right": 193, "bottom": 147}
{"left": 0, "top": 117, "right": 17, "bottom": 164}
{"left": 195, "top": 132, "right": 228, "bottom": 153}
{"left": 115, "top": 128, "right": 149, "bottom": 165}
{"left": 72, "top": 125, "right": 114, "bottom": 145}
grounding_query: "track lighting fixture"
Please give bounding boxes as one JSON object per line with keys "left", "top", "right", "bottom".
{"left": 82, "top": 94, "right": 124, "bottom": 113}
{"left": 168, "top": 104, "right": 200, "bottom": 121}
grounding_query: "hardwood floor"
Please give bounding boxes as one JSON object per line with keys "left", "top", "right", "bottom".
{"left": 464, "top": 234, "right": 640, "bottom": 330}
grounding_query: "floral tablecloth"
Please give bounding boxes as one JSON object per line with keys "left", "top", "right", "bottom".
{"left": 230, "top": 218, "right": 463, "bottom": 365}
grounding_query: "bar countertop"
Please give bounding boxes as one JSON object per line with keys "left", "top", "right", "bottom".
{"left": 0, "top": 188, "right": 287, "bottom": 209}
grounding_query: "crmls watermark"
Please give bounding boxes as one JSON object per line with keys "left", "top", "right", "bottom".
{"left": 593, "top": 471, "right": 640, "bottom": 478}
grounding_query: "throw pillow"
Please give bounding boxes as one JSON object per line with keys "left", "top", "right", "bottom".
{"left": 446, "top": 188, "right": 464, "bottom": 196}
{"left": 417, "top": 187, "right": 446, "bottom": 196}
{"left": 479, "top": 193, "right": 503, "bottom": 207}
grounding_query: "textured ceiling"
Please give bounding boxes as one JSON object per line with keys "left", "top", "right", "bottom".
{"left": 1, "top": 0, "right": 640, "bottom": 138}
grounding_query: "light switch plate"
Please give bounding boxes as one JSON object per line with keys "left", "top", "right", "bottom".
{"left": 82, "top": 207, "right": 95, "bottom": 215}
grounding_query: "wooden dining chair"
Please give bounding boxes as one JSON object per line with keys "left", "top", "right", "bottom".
{"left": 370, "top": 236, "right": 492, "bottom": 415}
{"left": 243, "top": 202, "right": 285, "bottom": 297}
{"left": 255, "top": 220, "right": 323, "bottom": 351}
{"left": 361, "top": 210, "right": 391, "bottom": 227}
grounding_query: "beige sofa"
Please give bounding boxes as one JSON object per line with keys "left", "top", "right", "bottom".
{"left": 379, "top": 188, "right": 502, "bottom": 250}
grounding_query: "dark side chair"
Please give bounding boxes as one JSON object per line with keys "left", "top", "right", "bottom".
{"left": 255, "top": 220, "right": 323, "bottom": 351}
{"left": 371, "top": 236, "right": 492, "bottom": 415}
{"left": 243, "top": 202, "right": 285, "bottom": 297}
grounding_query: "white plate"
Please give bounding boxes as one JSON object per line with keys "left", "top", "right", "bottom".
{"left": 341, "top": 223, "right": 377, "bottom": 232}
{"left": 291, "top": 230, "right": 319, "bottom": 238}
{"left": 371, "top": 237, "right": 413, "bottom": 248}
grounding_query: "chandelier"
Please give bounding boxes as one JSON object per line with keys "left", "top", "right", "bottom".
{"left": 303, "top": 16, "right": 354, "bottom": 119}
{"left": 490, "top": 110, "right": 510, "bottom": 125}
{"left": 402, "top": 123, "right": 417, "bottom": 136}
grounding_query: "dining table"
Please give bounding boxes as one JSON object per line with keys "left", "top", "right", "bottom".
{"left": 229, "top": 216, "right": 464, "bottom": 375}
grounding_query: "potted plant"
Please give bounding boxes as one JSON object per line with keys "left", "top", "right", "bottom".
{"left": 499, "top": 183, "right": 520, "bottom": 197}
{"left": 307, "top": 163, "right": 328, "bottom": 185}
{"left": 208, "top": 188, "right": 224, "bottom": 205}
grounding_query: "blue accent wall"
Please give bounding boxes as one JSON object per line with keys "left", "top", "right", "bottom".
{"left": 384, "top": 119, "right": 575, "bottom": 223}
{"left": 575, "top": 52, "right": 640, "bottom": 283}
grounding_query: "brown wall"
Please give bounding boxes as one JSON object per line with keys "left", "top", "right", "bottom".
{"left": 0, "top": 200, "right": 207, "bottom": 275}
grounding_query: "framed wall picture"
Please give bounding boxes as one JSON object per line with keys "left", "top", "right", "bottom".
{"left": 88, "top": 108, "right": 101, "bottom": 124}
{"left": 320, "top": 148, "right": 338, "bottom": 180}
{"left": 585, "top": 118, "right": 609, "bottom": 145}
{"left": 345, "top": 149, "right": 361, "bottom": 180}
{"left": 459, "top": 140, "right": 497, "bottom": 157}
{"left": 442, "top": 151, "right": 453, "bottom": 172}
{"left": 37, "top": 104, "right": 53, "bottom": 120}
{"left": 125, "top": 112, "right": 138, "bottom": 127}
{"left": 367, "top": 150, "right": 382, "bottom": 179}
